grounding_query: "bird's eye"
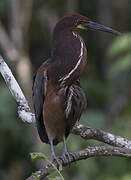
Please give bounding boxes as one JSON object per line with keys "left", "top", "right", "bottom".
{"left": 75, "top": 20, "right": 82, "bottom": 26}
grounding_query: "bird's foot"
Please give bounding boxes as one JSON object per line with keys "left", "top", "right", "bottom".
{"left": 62, "top": 151, "right": 74, "bottom": 164}
{"left": 62, "top": 152, "right": 69, "bottom": 162}
{"left": 52, "top": 155, "right": 61, "bottom": 168}
{"left": 62, "top": 151, "right": 77, "bottom": 166}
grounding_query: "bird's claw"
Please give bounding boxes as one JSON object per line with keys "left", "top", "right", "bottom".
{"left": 62, "top": 151, "right": 76, "bottom": 165}
{"left": 52, "top": 156, "right": 61, "bottom": 168}
{"left": 62, "top": 152, "right": 77, "bottom": 165}
{"left": 63, "top": 152, "right": 70, "bottom": 162}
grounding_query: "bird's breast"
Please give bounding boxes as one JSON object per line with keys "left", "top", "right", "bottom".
{"left": 43, "top": 86, "right": 66, "bottom": 141}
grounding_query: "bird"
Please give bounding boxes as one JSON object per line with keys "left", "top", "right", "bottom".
{"left": 32, "top": 13, "right": 120, "bottom": 162}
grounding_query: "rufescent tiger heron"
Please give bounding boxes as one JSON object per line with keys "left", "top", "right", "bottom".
{"left": 33, "top": 13, "right": 120, "bottom": 162}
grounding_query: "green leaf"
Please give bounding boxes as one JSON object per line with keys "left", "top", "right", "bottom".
{"left": 32, "top": 172, "right": 40, "bottom": 180}
{"left": 58, "top": 164, "right": 63, "bottom": 171}
{"left": 48, "top": 176, "right": 63, "bottom": 180}
{"left": 48, "top": 178, "right": 55, "bottom": 180}
{"left": 55, "top": 176, "right": 64, "bottom": 180}
{"left": 30, "top": 152, "right": 48, "bottom": 161}
{"left": 30, "top": 152, "right": 64, "bottom": 179}
{"left": 47, "top": 168, "right": 57, "bottom": 175}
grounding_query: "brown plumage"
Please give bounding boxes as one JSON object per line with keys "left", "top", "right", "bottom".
{"left": 32, "top": 13, "right": 120, "bottom": 160}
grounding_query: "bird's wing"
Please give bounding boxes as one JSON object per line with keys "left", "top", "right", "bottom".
{"left": 65, "top": 79, "right": 87, "bottom": 137}
{"left": 32, "top": 64, "right": 49, "bottom": 144}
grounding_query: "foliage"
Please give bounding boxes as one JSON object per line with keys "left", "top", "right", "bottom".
{"left": 108, "top": 33, "right": 131, "bottom": 78}
{"left": 30, "top": 152, "right": 64, "bottom": 180}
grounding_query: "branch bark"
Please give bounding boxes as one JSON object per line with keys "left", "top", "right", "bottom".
{"left": 0, "top": 55, "right": 35, "bottom": 123}
{"left": 72, "top": 124, "right": 131, "bottom": 149}
{"left": 0, "top": 55, "right": 131, "bottom": 179}
{"left": 26, "top": 146, "right": 131, "bottom": 180}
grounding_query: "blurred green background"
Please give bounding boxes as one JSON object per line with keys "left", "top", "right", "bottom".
{"left": 0, "top": 0, "right": 131, "bottom": 179}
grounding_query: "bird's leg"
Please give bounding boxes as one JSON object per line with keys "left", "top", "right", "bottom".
{"left": 62, "top": 136, "right": 71, "bottom": 162}
{"left": 63, "top": 136, "right": 68, "bottom": 155}
{"left": 49, "top": 139, "right": 56, "bottom": 160}
{"left": 49, "top": 139, "right": 61, "bottom": 166}
{"left": 62, "top": 136, "right": 76, "bottom": 164}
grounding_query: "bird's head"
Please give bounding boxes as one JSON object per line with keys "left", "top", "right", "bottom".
{"left": 54, "top": 13, "right": 121, "bottom": 35}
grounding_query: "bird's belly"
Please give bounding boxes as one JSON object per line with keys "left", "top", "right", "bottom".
{"left": 43, "top": 89, "right": 66, "bottom": 142}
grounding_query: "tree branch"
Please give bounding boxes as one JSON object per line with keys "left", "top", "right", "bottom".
{"left": 72, "top": 124, "right": 131, "bottom": 149}
{"left": 26, "top": 146, "right": 131, "bottom": 180}
{"left": 0, "top": 55, "right": 35, "bottom": 123}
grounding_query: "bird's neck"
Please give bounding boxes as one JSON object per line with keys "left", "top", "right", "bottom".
{"left": 52, "top": 30, "right": 82, "bottom": 60}
{"left": 51, "top": 30, "right": 87, "bottom": 85}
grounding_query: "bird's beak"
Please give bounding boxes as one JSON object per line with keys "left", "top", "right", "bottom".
{"left": 78, "top": 21, "right": 121, "bottom": 35}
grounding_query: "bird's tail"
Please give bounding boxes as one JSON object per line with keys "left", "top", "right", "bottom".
{"left": 36, "top": 116, "right": 50, "bottom": 144}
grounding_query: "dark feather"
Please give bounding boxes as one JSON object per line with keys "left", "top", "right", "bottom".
{"left": 65, "top": 79, "right": 87, "bottom": 137}
{"left": 32, "top": 69, "right": 49, "bottom": 144}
